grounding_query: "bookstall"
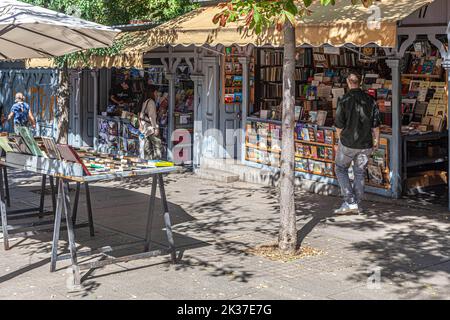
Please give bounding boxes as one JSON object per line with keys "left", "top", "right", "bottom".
{"left": 98, "top": 68, "right": 147, "bottom": 156}
{"left": 0, "top": 127, "right": 180, "bottom": 286}
{"left": 243, "top": 42, "right": 448, "bottom": 197}
{"left": 98, "top": 59, "right": 194, "bottom": 164}
{"left": 93, "top": 1, "right": 448, "bottom": 201}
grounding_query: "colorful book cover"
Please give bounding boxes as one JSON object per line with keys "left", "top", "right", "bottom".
{"left": 306, "top": 86, "right": 318, "bottom": 101}
{"left": 295, "top": 123, "right": 304, "bottom": 140}
{"left": 324, "top": 130, "right": 334, "bottom": 145}
{"left": 57, "top": 144, "right": 91, "bottom": 176}
{"left": 308, "top": 128, "right": 316, "bottom": 142}
{"left": 301, "top": 128, "right": 310, "bottom": 141}
{"left": 316, "top": 130, "right": 325, "bottom": 143}
{"left": 325, "top": 147, "right": 334, "bottom": 160}
{"left": 295, "top": 143, "right": 304, "bottom": 156}
{"left": 318, "top": 146, "right": 325, "bottom": 159}
{"left": 310, "top": 146, "right": 318, "bottom": 159}
{"left": 422, "top": 60, "right": 435, "bottom": 74}
{"left": 0, "top": 137, "right": 13, "bottom": 153}
{"left": 368, "top": 165, "right": 384, "bottom": 185}
{"left": 304, "top": 145, "right": 311, "bottom": 157}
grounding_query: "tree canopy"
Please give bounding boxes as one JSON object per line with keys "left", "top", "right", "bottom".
{"left": 22, "top": 0, "right": 197, "bottom": 26}
{"left": 21, "top": 0, "right": 198, "bottom": 66}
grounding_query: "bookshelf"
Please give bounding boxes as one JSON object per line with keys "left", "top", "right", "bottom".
{"left": 245, "top": 117, "right": 392, "bottom": 189}
{"left": 247, "top": 46, "right": 393, "bottom": 189}
{"left": 223, "top": 47, "right": 244, "bottom": 105}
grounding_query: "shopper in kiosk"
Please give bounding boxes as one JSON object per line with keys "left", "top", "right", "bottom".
{"left": 139, "top": 85, "right": 162, "bottom": 160}
{"left": 334, "top": 72, "right": 381, "bottom": 215}
{"left": 109, "top": 74, "right": 133, "bottom": 111}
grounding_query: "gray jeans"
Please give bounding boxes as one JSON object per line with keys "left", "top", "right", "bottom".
{"left": 335, "top": 141, "right": 373, "bottom": 205}
{"left": 140, "top": 134, "right": 162, "bottom": 160}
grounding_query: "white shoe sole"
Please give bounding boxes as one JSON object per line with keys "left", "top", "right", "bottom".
{"left": 334, "top": 209, "right": 359, "bottom": 215}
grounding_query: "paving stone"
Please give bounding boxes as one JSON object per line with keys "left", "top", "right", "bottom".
{"left": 1, "top": 171, "right": 450, "bottom": 299}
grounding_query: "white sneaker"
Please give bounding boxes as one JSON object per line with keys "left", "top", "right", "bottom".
{"left": 334, "top": 202, "right": 359, "bottom": 215}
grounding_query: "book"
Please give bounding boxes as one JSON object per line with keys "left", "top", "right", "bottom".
{"left": 325, "top": 147, "right": 334, "bottom": 160}
{"left": 310, "top": 146, "right": 318, "bottom": 159}
{"left": 316, "top": 130, "right": 325, "bottom": 143}
{"left": 422, "top": 60, "right": 435, "bottom": 74}
{"left": 57, "top": 144, "right": 91, "bottom": 175}
{"left": 301, "top": 128, "right": 310, "bottom": 141}
{"left": 421, "top": 116, "right": 433, "bottom": 125}
{"left": 306, "top": 86, "right": 318, "bottom": 100}
{"left": 295, "top": 105, "right": 304, "bottom": 122}
{"left": 434, "top": 104, "right": 446, "bottom": 118}
{"left": 316, "top": 111, "right": 328, "bottom": 126}
{"left": 17, "top": 126, "right": 43, "bottom": 157}
{"left": 0, "top": 137, "right": 13, "bottom": 153}
{"left": 409, "top": 80, "right": 422, "bottom": 92}
{"left": 308, "top": 128, "right": 316, "bottom": 142}
{"left": 401, "top": 99, "right": 417, "bottom": 114}
{"left": 309, "top": 111, "right": 318, "bottom": 123}
{"left": 318, "top": 146, "right": 325, "bottom": 159}
{"left": 8, "top": 135, "right": 31, "bottom": 154}
{"left": 42, "top": 137, "right": 61, "bottom": 159}
{"left": 430, "top": 116, "right": 444, "bottom": 132}
{"left": 324, "top": 130, "right": 334, "bottom": 145}
{"left": 426, "top": 104, "right": 437, "bottom": 116}
{"left": 414, "top": 102, "right": 428, "bottom": 116}
{"left": 304, "top": 145, "right": 311, "bottom": 157}
{"left": 368, "top": 165, "right": 384, "bottom": 185}
{"left": 324, "top": 163, "right": 334, "bottom": 176}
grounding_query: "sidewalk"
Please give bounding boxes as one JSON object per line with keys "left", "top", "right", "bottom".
{"left": 0, "top": 170, "right": 449, "bottom": 300}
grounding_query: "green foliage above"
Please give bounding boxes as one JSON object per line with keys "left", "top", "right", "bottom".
{"left": 22, "top": 0, "right": 197, "bottom": 25}
{"left": 21, "top": 0, "right": 198, "bottom": 67}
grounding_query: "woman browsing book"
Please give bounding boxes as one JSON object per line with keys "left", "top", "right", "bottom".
{"left": 139, "top": 85, "right": 162, "bottom": 160}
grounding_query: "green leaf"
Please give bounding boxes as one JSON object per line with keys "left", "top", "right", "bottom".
{"left": 303, "top": 0, "right": 313, "bottom": 7}
{"left": 285, "top": 0, "right": 298, "bottom": 15}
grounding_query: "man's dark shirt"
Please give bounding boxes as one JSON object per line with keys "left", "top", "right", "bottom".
{"left": 335, "top": 88, "right": 381, "bottom": 149}
{"left": 109, "top": 83, "right": 132, "bottom": 105}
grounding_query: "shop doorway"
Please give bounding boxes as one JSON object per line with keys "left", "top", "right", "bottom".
{"left": 69, "top": 70, "right": 96, "bottom": 148}
{"left": 220, "top": 46, "right": 243, "bottom": 160}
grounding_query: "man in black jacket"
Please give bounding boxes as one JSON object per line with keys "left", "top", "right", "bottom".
{"left": 334, "top": 72, "right": 381, "bottom": 215}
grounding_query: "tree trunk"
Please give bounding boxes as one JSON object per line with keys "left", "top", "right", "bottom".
{"left": 278, "top": 21, "right": 297, "bottom": 254}
{"left": 57, "top": 60, "right": 69, "bottom": 144}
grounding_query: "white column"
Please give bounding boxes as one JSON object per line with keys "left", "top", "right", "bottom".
{"left": 443, "top": 58, "right": 450, "bottom": 211}
{"left": 386, "top": 59, "right": 402, "bottom": 199}
{"left": 190, "top": 73, "right": 204, "bottom": 169}
{"left": 166, "top": 72, "right": 175, "bottom": 161}
{"left": 91, "top": 70, "right": 99, "bottom": 149}
{"left": 201, "top": 56, "right": 220, "bottom": 159}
